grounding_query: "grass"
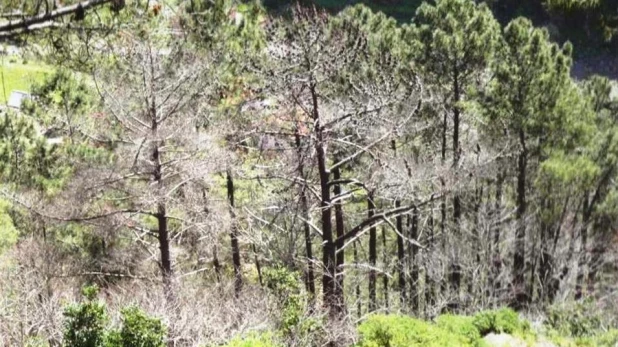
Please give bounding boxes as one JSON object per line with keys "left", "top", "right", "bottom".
{"left": 0, "top": 57, "right": 51, "bottom": 104}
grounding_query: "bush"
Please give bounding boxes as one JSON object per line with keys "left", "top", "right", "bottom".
{"left": 593, "top": 329, "right": 618, "bottom": 346}
{"left": 116, "top": 306, "right": 166, "bottom": 347}
{"left": 219, "top": 332, "right": 281, "bottom": 347}
{"left": 262, "top": 267, "right": 320, "bottom": 340}
{"left": 62, "top": 285, "right": 167, "bottom": 347}
{"left": 435, "top": 314, "right": 481, "bottom": 344}
{"left": 546, "top": 301, "right": 603, "bottom": 337}
{"left": 357, "top": 314, "right": 468, "bottom": 347}
{"left": 63, "top": 285, "right": 109, "bottom": 347}
{"left": 472, "top": 308, "right": 526, "bottom": 336}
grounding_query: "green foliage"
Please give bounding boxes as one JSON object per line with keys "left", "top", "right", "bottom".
{"left": 63, "top": 285, "right": 166, "bottom": 347}
{"left": 408, "top": 0, "right": 501, "bottom": 90}
{"left": 546, "top": 301, "right": 604, "bottom": 337}
{"left": 435, "top": 314, "right": 481, "bottom": 344}
{"left": 0, "top": 199, "right": 18, "bottom": 254}
{"left": 63, "top": 285, "right": 109, "bottom": 347}
{"left": 356, "top": 314, "right": 468, "bottom": 347}
{"left": 218, "top": 332, "right": 281, "bottom": 347}
{"left": 472, "top": 308, "right": 528, "bottom": 336}
{"left": 115, "top": 306, "right": 166, "bottom": 347}
{"left": 262, "top": 267, "right": 318, "bottom": 337}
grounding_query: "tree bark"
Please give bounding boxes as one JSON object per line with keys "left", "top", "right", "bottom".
{"left": 309, "top": 83, "right": 338, "bottom": 314}
{"left": 410, "top": 208, "right": 419, "bottom": 314}
{"left": 227, "top": 169, "right": 243, "bottom": 296}
{"left": 451, "top": 64, "right": 462, "bottom": 300}
{"left": 575, "top": 196, "right": 589, "bottom": 300}
{"left": 295, "top": 130, "right": 315, "bottom": 298}
{"left": 492, "top": 169, "right": 504, "bottom": 298}
{"left": 513, "top": 129, "right": 528, "bottom": 308}
{"left": 382, "top": 225, "right": 389, "bottom": 311}
{"left": 368, "top": 192, "right": 377, "bottom": 312}
{"left": 333, "top": 165, "right": 345, "bottom": 310}
{"left": 396, "top": 200, "right": 406, "bottom": 307}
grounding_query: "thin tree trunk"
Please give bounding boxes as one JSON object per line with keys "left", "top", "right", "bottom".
{"left": 368, "top": 192, "right": 377, "bottom": 312}
{"left": 425, "top": 206, "right": 435, "bottom": 316}
{"left": 295, "top": 130, "right": 315, "bottom": 298}
{"left": 451, "top": 65, "right": 462, "bottom": 304}
{"left": 575, "top": 196, "right": 589, "bottom": 300}
{"left": 382, "top": 225, "right": 389, "bottom": 311}
{"left": 334, "top": 165, "right": 345, "bottom": 310}
{"left": 309, "top": 83, "right": 337, "bottom": 314}
{"left": 227, "top": 169, "right": 243, "bottom": 296}
{"left": 151, "top": 122, "right": 173, "bottom": 304}
{"left": 513, "top": 129, "right": 528, "bottom": 308}
{"left": 493, "top": 169, "right": 504, "bottom": 299}
{"left": 213, "top": 244, "right": 221, "bottom": 283}
{"left": 354, "top": 240, "right": 361, "bottom": 318}
{"left": 396, "top": 200, "right": 406, "bottom": 307}
{"left": 410, "top": 208, "right": 419, "bottom": 314}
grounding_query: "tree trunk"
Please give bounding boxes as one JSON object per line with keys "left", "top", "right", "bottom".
{"left": 368, "top": 192, "right": 377, "bottom": 312}
{"left": 492, "top": 169, "right": 504, "bottom": 299}
{"left": 334, "top": 165, "right": 345, "bottom": 310}
{"left": 354, "top": 240, "right": 362, "bottom": 318}
{"left": 213, "top": 245, "right": 221, "bottom": 283}
{"left": 451, "top": 65, "right": 462, "bottom": 302}
{"left": 425, "top": 206, "right": 435, "bottom": 316}
{"left": 227, "top": 169, "right": 243, "bottom": 296}
{"left": 410, "top": 208, "right": 419, "bottom": 314}
{"left": 310, "top": 83, "right": 337, "bottom": 314}
{"left": 151, "top": 126, "right": 173, "bottom": 304}
{"left": 295, "top": 130, "right": 316, "bottom": 298}
{"left": 382, "top": 226, "right": 389, "bottom": 311}
{"left": 396, "top": 200, "right": 406, "bottom": 307}
{"left": 575, "top": 196, "right": 589, "bottom": 300}
{"left": 513, "top": 129, "right": 528, "bottom": 308}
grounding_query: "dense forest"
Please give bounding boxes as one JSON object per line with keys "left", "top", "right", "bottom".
{"left": 0, "top": 0, "right": 617, "bottom": 346}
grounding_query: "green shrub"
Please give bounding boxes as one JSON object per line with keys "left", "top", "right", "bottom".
{"left": 262, "top": 267, "right": 320, "bottom": 339}
{"left": 591, "top": 329, "right": 618, "bottom": 347}
{"left": 63, "top": 285, "right": 109, "bottom": 347}
{"left": 435, "top": 314, "right": 481, "bottom": 344}
{"left": 116, "top": 306, "right": 166, "bottom": 347}
{"left": 357, "top": 314, "right": 468, "bottom": 347}
{"left": 219, "top": 332, "right": 281, "bottom": 347}
{"left": 546, "top": 301, "right": 603, "bottom": 337}
{"left": 63, "top": 285, "right": 167, "bottom": 347}
{"left": 472, "top": 308, "right": 525, "bottom": 336}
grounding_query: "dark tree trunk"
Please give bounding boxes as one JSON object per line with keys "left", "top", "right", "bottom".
{"left": 252, "top": 244, "right": 263, "bottom": 286}
{"left": 295, "top": 130, "right": 316, "bottom": 298}
{"left": 425, "top": 206, "right": 435, "bottom": 316}
{"left": 410, "top": 208, "right": 419, "bottom": 314}
{"left": 354, "top": 240, "right": 362, "bottom": 317}
{"left": 151, "top": 129, "right": 173, "bottom": 304}
{"left": 227, "top": 169, "right": 243, "bottom": 296}
{"left": 396, "top": 200, "right": 406, "bottom": 306}
{"left": 451, "top": 65, "right": 462, "bottom": 301}
{"left": 492, "top": 169, "right": 504, "bottom": 297}
{"left": 382, "top": 226, "right": 389, "bottom": 311}
{"left": 309, "top": 83, "right": 338, "bottom": 314}
{"left": 368, "top": 192, "right": 377, "bottom": 312}
{"left": 587, "top": 217, "right": 609, "bottom": 296}
{"left": 575, "top": 196, "right": 589, "bottom": 300}
{"left": 513, "top": 129, "right": 528, "bottom": 308}
{"left": 213, "top": 245, "right": 221, "bottom": 283}
{"left": 334, "top": 165, "right": 345, "bottom": 310}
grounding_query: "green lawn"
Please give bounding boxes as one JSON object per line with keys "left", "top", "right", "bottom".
{"left": 0, "top": 59, "right": 50, "bottom": 104}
